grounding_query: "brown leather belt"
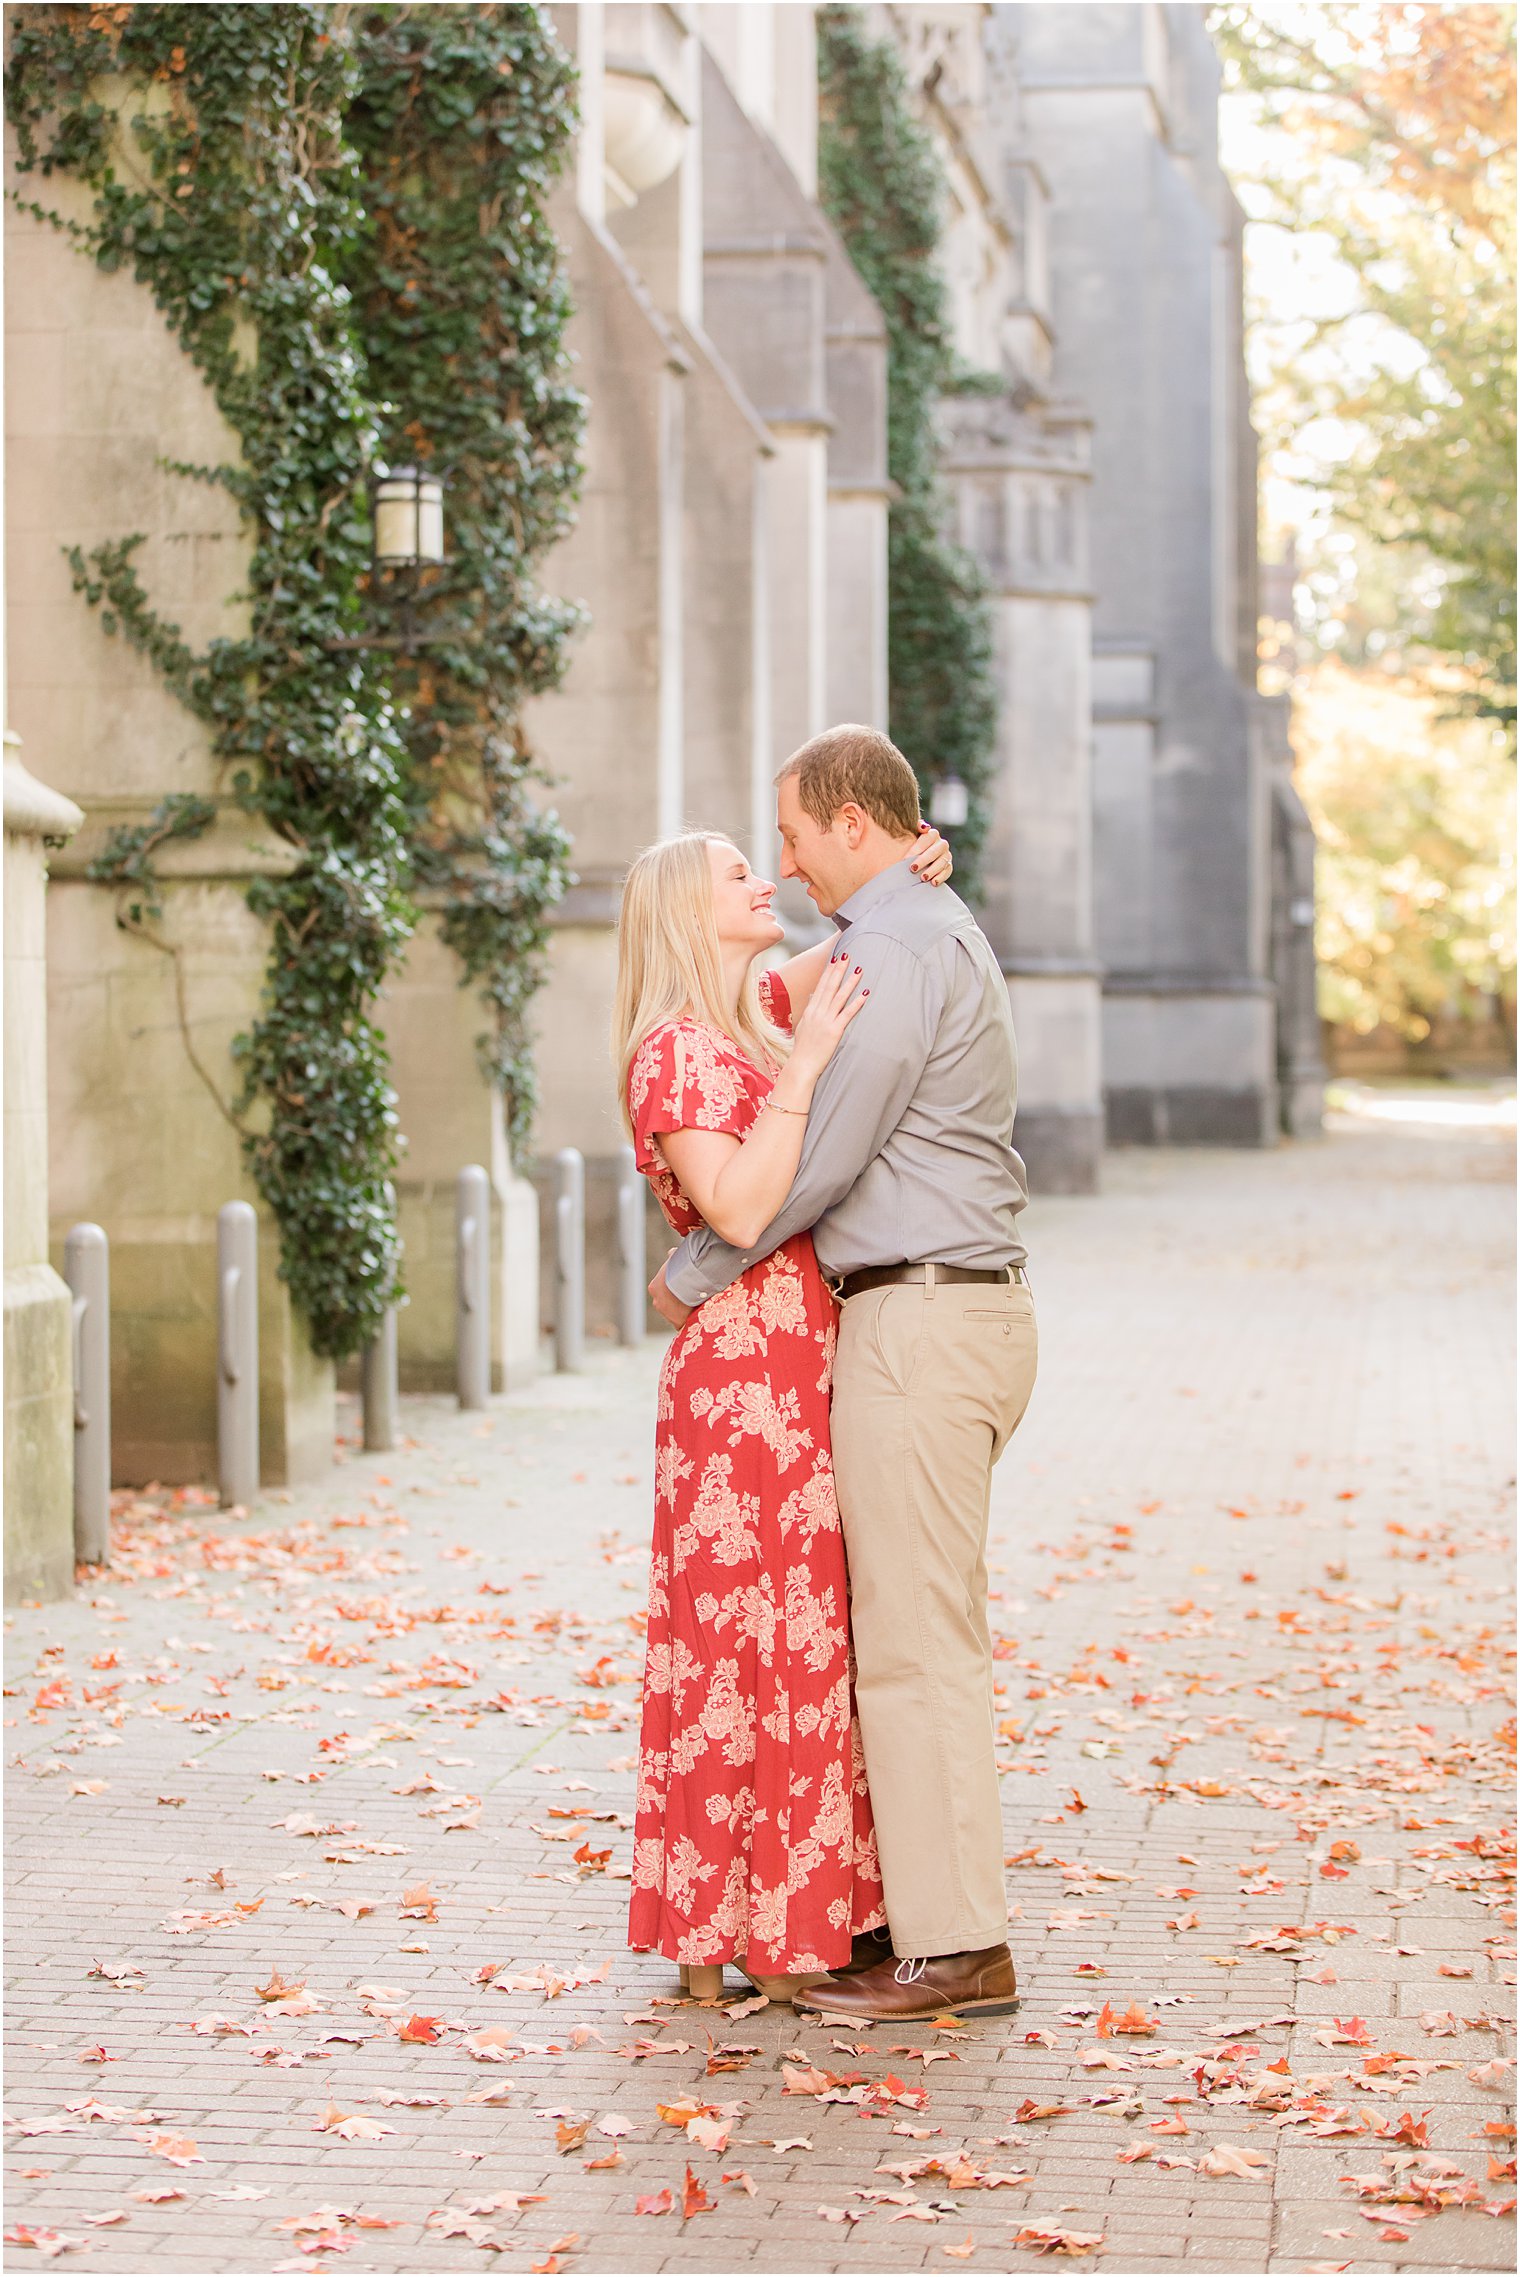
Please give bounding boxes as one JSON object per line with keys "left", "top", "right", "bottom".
{"left": 834, "top": 1261, "right": 1028, "bottom": 1302}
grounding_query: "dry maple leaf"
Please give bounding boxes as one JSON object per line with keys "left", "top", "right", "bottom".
{"left": 634, "top": 2189, "right": 674, "bottom": 2216}
{"left": 253, "top": 1968, "right": 305, "bottom": 2004}
{"left": 462, "top": 2028, "right": 515, "bottom": 2063}
{"left": 943, "top": 2236, "right": 977, "bottom": 2259}
{"left": 398, "top": 2013, "right": 444, "bottom": 2044}
{"left": 313, "top": 2105, "right": 394, "bottom": 2142}
{"left": 1096, "top": 2001, "right": 1158, "bottom": 2038}
{"left": 656, "top": 2097, "right": 714, "bottom": 2127}
{"left": 682, "top": 2165, "right": 714, "bottom": 2219}
{"left": 426, "top": 2210, "right": 494, "bottom": 2242}
{"left": 1314, "top": 2018, "right": 1373, "bottom": 2048}
{"left": 555, "top": 2120, "right": 589, "bottom": 2154}
{"left": 1375, "top": 2113, "right": 1431, "bottom": 2148}
{"left": 1199, "top": 2143, "right": 1269, "bottom": 2178}
{"left": 2, "top": 2226, "right": 90, "bottom": 2258}
{"left": 723, "top": 1994, "right": 770, "bottom": 2021}
{"left": 147, "top": 2134, "right": 202, "bottom": 2166}
{"left": 1013, "top": 2224, "right": 1105, "bottom": 2255}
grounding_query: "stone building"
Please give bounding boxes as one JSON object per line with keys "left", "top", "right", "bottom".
{"left": 1010, "top": 0, "right": 1322, "bottom": 1144}
{"left": 3, "top": 1, "right": 1320, "bottom": 1575}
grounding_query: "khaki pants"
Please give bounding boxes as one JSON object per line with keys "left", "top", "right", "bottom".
{"left": 831, "top": 1270, "right": 1037, "bottom": 1958}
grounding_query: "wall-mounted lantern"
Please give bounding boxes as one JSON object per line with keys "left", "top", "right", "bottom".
{"left": 373, "top": 464, "right": 445, "bottom": 570}
{"left": 929, "top": 771, "right": 971, "bottom": 831}
{"left": 327, "top": 462, "right": 449, "bottom": 655}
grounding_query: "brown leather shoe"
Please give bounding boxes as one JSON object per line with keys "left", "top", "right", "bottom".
{"left": 794, "top": 1943, "right": 1018, "bottom": 2022}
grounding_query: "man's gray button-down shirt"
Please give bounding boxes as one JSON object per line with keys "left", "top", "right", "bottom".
{"left": 664, "top": 858, "right": 1030, "bottom": 1308}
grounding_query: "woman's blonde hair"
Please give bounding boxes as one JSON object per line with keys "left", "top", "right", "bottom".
{"left": 613, "top": 831, "right": 788, "bottom": 1140}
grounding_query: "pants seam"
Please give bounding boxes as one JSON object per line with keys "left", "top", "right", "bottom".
{"left": 894, "top": 1298, "right": 968, "bottom": 1955}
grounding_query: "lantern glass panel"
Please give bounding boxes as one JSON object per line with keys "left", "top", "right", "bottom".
{"left": 374, "top": 469, "right": 420, "bottom": 566}
{"left": 415, "top": 479, "right": 445, "bottom": 565}
{"left": 930, "top": 774, "right": 970, "bottom": 829}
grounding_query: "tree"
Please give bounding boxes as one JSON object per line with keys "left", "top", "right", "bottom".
{"left": 1215, "top": 3, "right": 1516, "bottom": 732}
{"left": 1294, "top": 656, "right": 1515, "bottom": 1046}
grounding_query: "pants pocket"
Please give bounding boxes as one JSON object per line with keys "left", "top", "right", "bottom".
{"left": 863, "top": 1288, "right": 925, "bottom": 1396}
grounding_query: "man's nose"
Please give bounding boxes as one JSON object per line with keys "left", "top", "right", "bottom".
{"left": 778, "top": 847, "right": 797, "bottom": 879}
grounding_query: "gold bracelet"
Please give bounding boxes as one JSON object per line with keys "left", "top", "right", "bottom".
{"left": 763, "top": 1097, "right": 808, "bottom": 1117}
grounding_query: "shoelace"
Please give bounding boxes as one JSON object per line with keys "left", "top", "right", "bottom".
{"left": 893, "top": 1956, "right": 928, "bottom": 1986}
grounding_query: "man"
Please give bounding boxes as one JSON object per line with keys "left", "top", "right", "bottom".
{"left": 649, "top": 723, "right": 1038, "bottom": 2021}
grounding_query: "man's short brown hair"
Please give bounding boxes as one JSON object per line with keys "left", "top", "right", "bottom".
{"left": 776, "top": 724, "right": 921, "bottom": 838}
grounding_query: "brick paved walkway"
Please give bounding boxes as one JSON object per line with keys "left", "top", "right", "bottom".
{"left": 6, "top": 1102, "right": 1515, "bottom": 2275}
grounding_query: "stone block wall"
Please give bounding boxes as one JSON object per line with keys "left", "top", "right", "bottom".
{"left": 6, "top": 136, "right": 334, "bottom": 1492}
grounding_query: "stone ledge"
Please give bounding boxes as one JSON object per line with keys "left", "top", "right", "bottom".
{"left": 2, "top": 741, "right": 83, "bottom": 845}
{"left": 47, "top": 800, "right": 301, "bottom": 881}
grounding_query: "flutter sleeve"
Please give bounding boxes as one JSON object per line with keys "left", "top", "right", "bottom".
{"left": 627, "top": 1021, "right": 755, "bottom": 1175}
{"left": 757, "top": 966, "right": 793, "bottom": 1035}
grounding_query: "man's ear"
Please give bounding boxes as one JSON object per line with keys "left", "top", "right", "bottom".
{"left": 837, "top": 801, "right": 869, "bottom": 848}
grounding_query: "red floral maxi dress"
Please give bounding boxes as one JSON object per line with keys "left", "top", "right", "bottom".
{"left": 626, "top": 972, "right": 884, "bottom": 1974}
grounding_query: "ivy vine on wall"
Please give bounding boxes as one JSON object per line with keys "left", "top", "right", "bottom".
{"left": 817, "top": 8, "right": 999, "bottom": 897}
{"left": 344, "top": 6, "right": 581, "bottom": 1162}
{"left": 6, "top": 2, "right": 583, "bottom": 1358}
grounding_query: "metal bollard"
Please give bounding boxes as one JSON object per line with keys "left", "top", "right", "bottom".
{"left": 615, "top": 1144, "right": 646, "bottom": 1347}
{"left": 217, "top": 1201, "right": 259, "bottom": 1510}
{"left": 456, "top": 1164, "right": 491, "bottom": 1410}
{"left": 64, "top": 1223, "right": 110, "bottom": 1564}
{"left": 361, "top": 1306, "right": 399, "bottom": 1452}
{"left": 554, "top": 1146, "right": 585, "bottom": 1373}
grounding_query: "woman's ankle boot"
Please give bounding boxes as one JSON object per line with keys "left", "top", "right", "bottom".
{"left": 736, "top": 1958, "right": 820, "bottom": 2004}
{"left": 679, "top": 1963, "right": 726, "bottom": 2000}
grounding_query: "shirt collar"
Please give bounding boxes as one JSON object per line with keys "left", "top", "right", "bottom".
{"left": 831, "top": 854, "right": 920, "bottom": 933}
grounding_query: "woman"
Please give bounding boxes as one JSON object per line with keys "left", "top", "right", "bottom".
{"left": 613, "top": 823, "right": 953, "bottom": 2002}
